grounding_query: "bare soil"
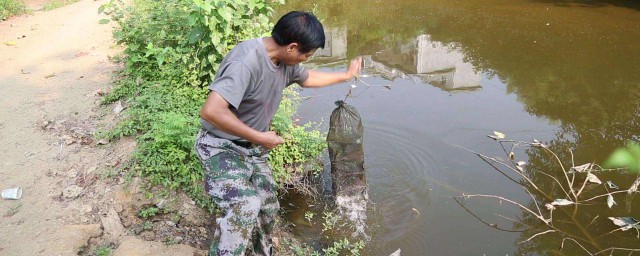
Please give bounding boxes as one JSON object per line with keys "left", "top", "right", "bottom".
{"left": 0, "top": 1, "right": 208, "bottom": 255}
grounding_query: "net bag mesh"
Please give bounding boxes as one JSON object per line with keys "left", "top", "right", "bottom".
{"left": 327, "top": 100, "right": 367, "bottom": 197}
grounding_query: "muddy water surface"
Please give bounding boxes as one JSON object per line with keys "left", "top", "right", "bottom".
{"left": 276, "top": 1, "right": 640, "bottom": 255}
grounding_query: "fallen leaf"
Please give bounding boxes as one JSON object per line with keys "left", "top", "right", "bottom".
{"left": 3, "top": 41, "right": 16, "bottom": 46}
{"left": 606, "top": 181, "right": 619, "bottom": 189}
{"left": 45, "top": 73, "right": 56, "bottom": 78}
{"left": 607, "top": 194, "right": 616, "bottom": 208}
{"left": 570, "top": 163, "right": 591, "bottom": 173}
{"left": 586, "top": 173, "right": 602, "bottom": 184}
{"left": 509, "top": 152, "right": 515, "bottom": 160}
{"left": 493, "top": 131, "right": 506, "bottom": 139}
{"left": 97, "top": 139, "right": 109, "bottom": 145}
{"left": 608, "top": 217, "right": 639, "bottom": 231}
{"left": 550, "top": 199, "right": 574, "bottom": 206}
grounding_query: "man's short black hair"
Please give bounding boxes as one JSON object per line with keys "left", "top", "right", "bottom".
{"left": 272, "top": 11, "right": 325, "bottom": 54}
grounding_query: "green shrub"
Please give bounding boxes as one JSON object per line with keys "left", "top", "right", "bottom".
{"left": 270, "top": 86, "right": 326, "bottom": 184}
{"left": 0, "top": 0, "right": 29, "bottom": 20}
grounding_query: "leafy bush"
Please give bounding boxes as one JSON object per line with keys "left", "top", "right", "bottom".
{"left": 0, "top": 0, "right": 29, "bottom": 20}
{"left": 270, "top": 86, "right": 327, "bottom": 184}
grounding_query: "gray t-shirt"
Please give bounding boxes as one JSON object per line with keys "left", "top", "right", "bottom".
{"left": 200, "top": 38, "right": 309, "bottom": 141}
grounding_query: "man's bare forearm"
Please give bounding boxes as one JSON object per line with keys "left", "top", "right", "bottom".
{"left": 200, "top": 92, "right": 262, "bottom": 143}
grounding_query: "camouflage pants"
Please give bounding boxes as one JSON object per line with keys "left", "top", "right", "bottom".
{"left": 195, "top": 130, "right": 279, "bottom": 256}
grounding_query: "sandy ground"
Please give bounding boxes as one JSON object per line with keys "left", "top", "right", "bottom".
{"left": 0, "top": 1, "right": 205, "bottom": 255}
{"left": 0, "top": 0, "right": 118, "bottom": 253}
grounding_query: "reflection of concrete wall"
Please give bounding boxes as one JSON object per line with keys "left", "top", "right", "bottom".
{"left": 368, "top": 34, "right": 481, "bottom": 91}
{"left": 415, "top": 34, "right": 481, "bottom": 90}
{"left": 314, "top": 27, "right": 347, "bottom": 61}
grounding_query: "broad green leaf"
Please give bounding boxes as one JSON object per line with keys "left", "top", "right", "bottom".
{"left": 99, "top": 19, "right": 110, "bottom": 24}
{"left": 604, "top": 148, "right": 636, "bottom": 170}
{"left": 187, "top": 27, "right": 204, "bottom": 44}
{"left": 129, "top": 44, "right": 140, "bottom": 51}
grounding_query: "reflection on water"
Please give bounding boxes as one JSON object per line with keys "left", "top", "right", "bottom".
{"left": 276, "top": 0, "right": 640, "bottom": 254}
{"left": 368, "top": 34, "right": 481, "bottom": 92}
{"left": 314, "top": 28, "right": 482, "bottom": 92}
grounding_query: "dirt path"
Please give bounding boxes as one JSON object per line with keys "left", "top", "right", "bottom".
{"left": 0, "top": 1, "right": 205, "bottom": 255}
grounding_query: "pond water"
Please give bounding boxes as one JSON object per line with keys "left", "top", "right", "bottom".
{"left": 275, "top": 1, "right": 640, "bottom": 255}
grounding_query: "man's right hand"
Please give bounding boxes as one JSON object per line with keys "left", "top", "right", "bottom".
{"left": 256, "top": 131, "right": 284, "bottom": 149}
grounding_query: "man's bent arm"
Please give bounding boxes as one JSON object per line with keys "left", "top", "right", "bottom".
{"left": 200, "top": 92, "right": 283, "bottom": 149}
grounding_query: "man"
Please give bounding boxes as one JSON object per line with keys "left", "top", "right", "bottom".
{"left": 195, "top": 11, "right": 362, "bottom": 256}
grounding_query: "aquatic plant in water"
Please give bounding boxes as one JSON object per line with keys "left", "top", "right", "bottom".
{"left": 456, "top": 131, "right": 640, "bottom": 255}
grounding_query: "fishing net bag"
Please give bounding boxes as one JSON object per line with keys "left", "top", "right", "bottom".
{"left": 327, "top": 100, "right": 367, "bottom": 197}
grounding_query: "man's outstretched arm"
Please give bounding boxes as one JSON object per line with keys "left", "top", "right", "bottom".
{"left": 301, "top": 57, "right": 362, "bottom": 88}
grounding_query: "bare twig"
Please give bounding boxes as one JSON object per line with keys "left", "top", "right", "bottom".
{"left": 524, "top": 187, "right": 544, "bottom": 218}
{"left": 459, "top": 194, "right": 549, "bottom": 224}
{"left": 582, "top": 191, "right": 627, "bottom": 203}
{"left": 561, "top": 237, "right": 594, "bottom": 255}
{"left": 576, "top": 173, "right": 590, "bottom": 198}
{"left": 537, "top": 170, "right": 572, "bottom": 199}
{"left": 518, "top": 230, "right": 556, "bottom": 244}
{"left": 586, "top": 215, "right": 599, "bottom": 229}
{"left": 494, "top": 214, "right": 533, "bottom": 229}
{"left": 453, "top": 144, "right": 545, "bottom": 196}
{"left": 594, "top": 247, "right": 640, "bottom": 255}
{"left": 541, "top": 146, "right": 578, "bottom": 201}
{"left": 453, "top": 197, "right": 525, "bottom": 232}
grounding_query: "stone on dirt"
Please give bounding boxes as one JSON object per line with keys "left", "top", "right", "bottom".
{"left": 41, "top": 224, "right": 102, "bottom": 255}
{"left": 63, "top": 184, "right": 83, "bottom": 198}
{"left": 100, "top": 207, "right": 126, "bottom": 238}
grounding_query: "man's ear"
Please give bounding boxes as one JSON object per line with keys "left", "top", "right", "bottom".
{"left": 286, "top": 43, "right": 298, "bottom": 53}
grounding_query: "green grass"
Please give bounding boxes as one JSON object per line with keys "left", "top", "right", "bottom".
{"left": 94, "top": 245, "right": 112, "bottom": 256}
{"left": 0, "top": 0, "right": 29, "bottom": 20}
{"left": 42, "top": 0, "right": 79, "bottom": 11}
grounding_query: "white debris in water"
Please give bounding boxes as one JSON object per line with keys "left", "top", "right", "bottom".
{"left": 336, "top": 191, "right": 369, "bottom": 239}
